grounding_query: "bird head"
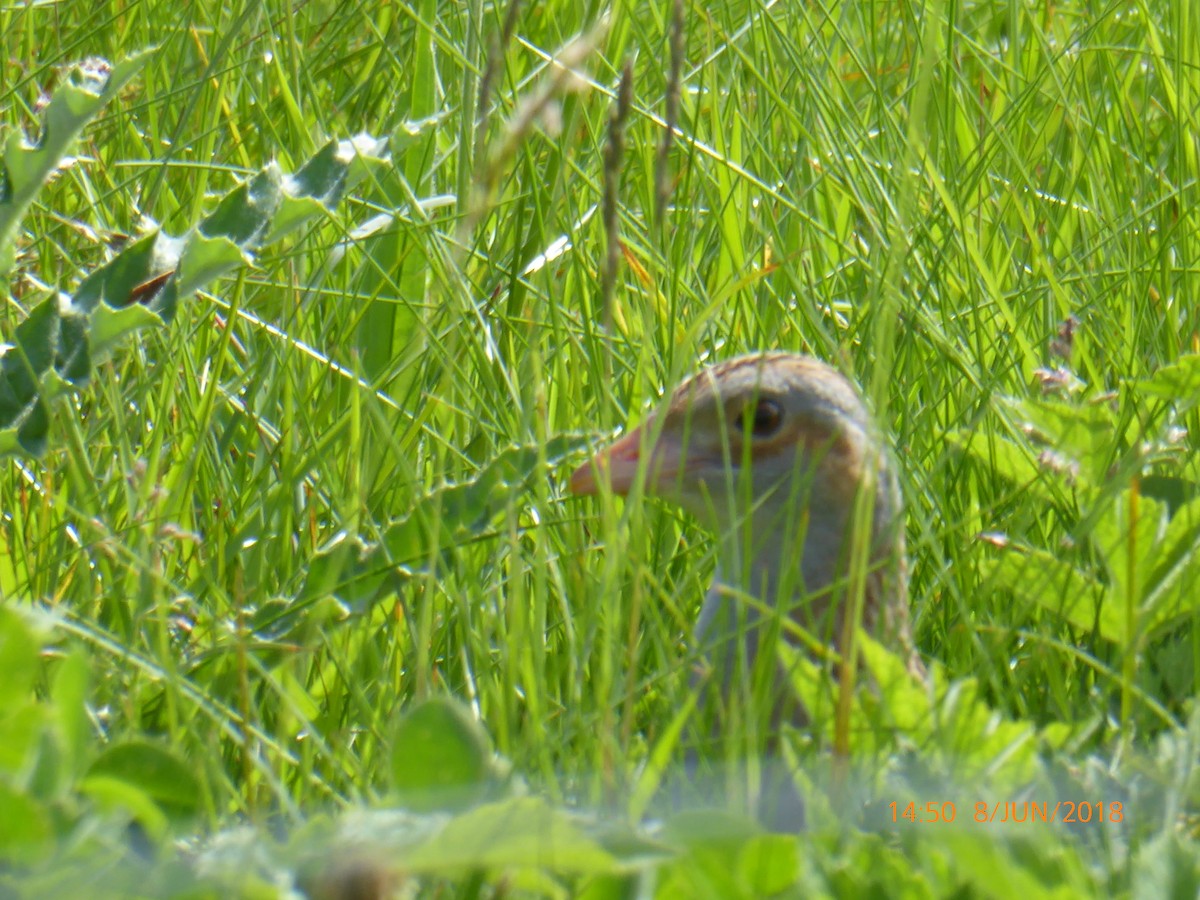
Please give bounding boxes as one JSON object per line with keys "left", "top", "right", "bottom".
{"left": 570, "top": 353, "right": 892, "bottom": 532}
{"left": 569, "top": 353, "right": 905, "bottom": 627}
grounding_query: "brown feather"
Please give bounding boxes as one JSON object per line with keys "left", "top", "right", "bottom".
{"left": 570, "top": 352, "right": 922, "bottom": 722}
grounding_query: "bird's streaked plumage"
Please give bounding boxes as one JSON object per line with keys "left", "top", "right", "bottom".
{"left": 570, "top": 352, "right": 919, "bottom": 715}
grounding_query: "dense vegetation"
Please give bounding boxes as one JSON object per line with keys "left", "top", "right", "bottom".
{"left": 1, "top": 0, "right": 1198, "bottom": 895}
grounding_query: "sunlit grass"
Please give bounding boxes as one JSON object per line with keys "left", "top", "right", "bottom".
{"left": 1, "top": 0, "right": 1198, "bottom": 894}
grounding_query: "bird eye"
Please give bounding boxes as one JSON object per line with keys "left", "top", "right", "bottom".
{"left": 734, "top": 398, "right": 784, "bottom": 439}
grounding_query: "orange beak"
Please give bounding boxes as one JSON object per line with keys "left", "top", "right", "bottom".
{"left": 569, "top": 425, "right": 657, "bottom": 496}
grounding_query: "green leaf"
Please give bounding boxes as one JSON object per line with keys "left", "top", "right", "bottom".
{"left": 71, "top": 231, "right": 177, "bottom": 315}
{"left": 778, "top": 642, "right": 838, "bottom": 741}
{"left": 0, "top": 705, "right": 46, "bottom": 780}
{"left": 85, "top": 741, "right": 201, "bottom": 820}
{"left": 390, "top": 434, "right": 590, "bottom": 563}
{"left": 1133, "top": 829, "right": 1200, "bottom": 898}
{"left": 858, "top": 633, "right": 932, "bottom": 733}
{"left": 0, "top": 399, "right": 48, "bottom": 456}
{"left": 1142, "top": 495, "right": 1200, "bottom": 634}
{"left": 1002, "top": 395, "right": 1115, "bottom": 487}
{"left": 938, "top": 830, "right": 1092, "bottom": 899}
{"left": 50, "top": 651, "right": 91, "bottom": 784}
{"left": 301, "top": 531, "right": 398, "bottom": 608}
{"left": 0, "top": 51, "right": 153, "bottom": 277}
{"left": 300, "top": 435, "right": 590, "bottom": 605}
{"left": 1, "top": 134, "right": 389, "bottom": 458}
{"left": 1139, "top": 353, "right": 1200, "bottom": 411}
{"left": 404, "top": 796, "right": 620, "bottom": 875}
{"left": 984, "top": 542, "right": 1113, "bottom": 638}
{"left": 658, "top": 810, "right": 766, "bottom": 898}
{"left": 1087, "top": 490, "right": 1200, "bottom": 642}
{"left": 267, "top": 135, "right": 388, "bottom": 242}
{"left": 89, "top": 302, "right": 166, "bottom": 357}
{"left": 1091, "top": 488, "right": 1168, "bottom": 627}
{"left": 939, "top": 680, "right": 1040, "bottom": 785}
{"left": 390, "top": 697, "right": 505, "bottom": 814}
{"left": 197, "top": 165, "right": 283, "bottom": 245}
{"left": 0, "top": 607, "right": 39, "bottom": 709}
{"left": 78, "top": 775, "right": 171, "bottom": 843}
{"left": 174, "top": 232, "right": 250, "bottom": 298}
{"left": 738, "top": 835, "right": 800, "bottom": 895}
{"left": 946, "top": 429, "right": 1059, "bottom": 503}
{"left": 0, "top": 784, "right": 52, "bottom": 865}
{"left": 0, "top": 297, "right": 60, "bottom": 456}
{"left": 1141, "top": 474, "right": 1199, "bottom": 514}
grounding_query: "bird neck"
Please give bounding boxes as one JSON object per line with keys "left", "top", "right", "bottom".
{"left": 712, "top": 498, "right": 849, "bottom": 621}
{"left": 697, "top": 468, "right": 900, "bottom": 645}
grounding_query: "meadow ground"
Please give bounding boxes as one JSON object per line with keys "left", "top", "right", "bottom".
{"left": 1, "top": 0, "right": 1199, "bottom": 895}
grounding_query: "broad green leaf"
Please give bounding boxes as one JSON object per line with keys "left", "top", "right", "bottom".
{"left": 738, "top": 835, "right": 800, "bottom": 896}
{"left": 267, "top": 135, "right": 388, "bottom": 241}
{"left": 390, "top": 697, "right": 505, "bottom": 814}
{"left": 1091, "top": 489, "right": 1168, "bottom": 628}
{"left": 858, "top": 633, "right": 932, "bottom": 734}
{"left": 1, "top": 133, "right": 389, "bottom": 458}
{"left": 0, "top": 705, "right": 46, "bottom": 779}
{"left": 1140, "top": 494, "right": 1200, "bottom": 635}
{"left": 0, "top": 51, "right": 153, "bottom": 277}
{"left": 301, "top": 435, "right": 589, "bottom": 604}
{"left": 0, "top": 784, "right": 52, "bottom": 865}
{"left": 984, "top": 542, "right": 1114, "bottom": 638}
{"left": 173, "top": 233, "right": 249, "bottom": 298}
{"left": 72, "top": 231, "right": 178, "bottom": 315}
{"left": 1141, "top": 474, "right": 1199, "bottom": 514}
{"left": 301, "top": 531, "right": 398, "bottom": 608}
{"left": 936, "top": 677, "right": 1040, "bottom": 785}
{"left": 939, "top": 830, "right": 1093, "bottom": 899}
{"left": 1139, "top": 354, "right": 1200, "bottom": 410}
{"left": 1133, "top": 831, "right": 1200, "bottom": 899}
{"left": 197, "top": 165, "right": 283, "bottom": 245}
{"left": 85, "top": 741, "right": 200, "bottom": 820}
{"left": 778, "top": 642, "right": 838, "bottom": 742}
{"left": 50, "top": 651, "right": 90, "bottom": 783}
{"left": 0, "top": 297, "right": 59, "bottom": 456}
{"left": 421, "top": 435, "right": 589, "bottom": 545}
{"left": 0, "top": 607, "right": 39, "bottom": 708}
{"left": 1091, "top": 490, "right": 1200, "bottom": 640}
{"left": 946, "top": 429, "right": 1059, "bottom": 503}
{"left": 89, "top": 302, "right": 166, "bottom": 357}
{"left": 78, "top": 775, "right": 171, "bottom": 843}
{"left": 821, "top": 832, "right": 936, "bottom": 898}
{"left": 404, "top": 796, "right": 619, "bottom": 875}
{"left": 1002, "top": 395, "right": 1115, "bottom": 487}
{"left": 0, "top": 399, "right": 48, "bottom": 456}
{"left": 659, "top": 810, "right": 764, "bottom": 898}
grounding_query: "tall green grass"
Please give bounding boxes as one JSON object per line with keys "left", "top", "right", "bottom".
{"left": 1, "top": 0, "right": 1198, "bottom": 894}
